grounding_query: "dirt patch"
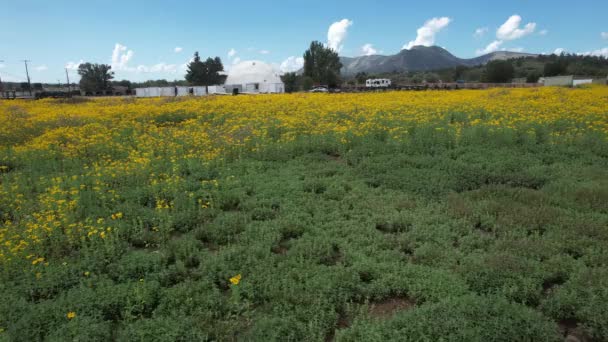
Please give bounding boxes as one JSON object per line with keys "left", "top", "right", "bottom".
{"left": 325, "top": 310, "right": 351, "bottom": 342}
{"left": 271, "top": 243, "right": 289, "bottom": 255}
{"left": 320, "top": 244, "right": 343, "bottom": 266}
{"left": 558, "top": 318, "right": 591, "bottom": 342}
{"left": 271, "top": 230, "right": 303, "bottom": 255}
{"left": 542, "top": 276, "right": 566, "bottom": 295}
{"left": 327, "top": 154, "right": 346, "bottom": 165}
{"left": 368, "top": 296, "right": 415, "bottom": 319}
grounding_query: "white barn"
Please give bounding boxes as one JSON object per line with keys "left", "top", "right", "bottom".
{"left": 224, "top": 61, "right": 284, "bottom": 94}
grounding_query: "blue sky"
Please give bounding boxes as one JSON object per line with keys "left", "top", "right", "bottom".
{"left": 1, "top": 0, "right": 607, "bottom": 82}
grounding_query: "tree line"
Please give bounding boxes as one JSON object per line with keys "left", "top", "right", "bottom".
{"left": 76, "top": 52, "right": 226, "bottom": 94}
{"left": 361, "top": 53, "right": 608, "bottom": 86}
{"left": 74, "top": 42, "right": 606, "bottom": 94}
{"left": 75, "top": 42, "right": 344, "bottom": 94}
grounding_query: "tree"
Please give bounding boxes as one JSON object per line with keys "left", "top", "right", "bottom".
{"left": 483, "top": 60, "right": 514, "bottom": 83}
{"left": 425, "top": 73, "right": 440, "bottom": 83}
{"left": 355, "top": 72, "right": 368, "bottom": 85}
{"left": 281, "top": 72, "right": 299, "bottom": 93}
{"left": 78, "top": 63, "right": 114, "bottom": 94}
{"left": 453, "top": 65, "right": 468, "bottom": 81}
{"left": 185, "top": 52, "right": 225, "bottom": 92}
{"left": 303, "top": 41, "right": 343, "bottom": 88}
{"left": 301, "top": 76, "right": 314, "bottom": 91}
{"left": 544, "top": 59, "right": 569, "bottom": 77}
{"left": 410, "top": 74, "right": 422, "bottom": 84}
{"left": 526, "top": 71, "right": 542, "bottom": 83}
{"left": 113, "top": 79, "right": 132, "bottom": 89}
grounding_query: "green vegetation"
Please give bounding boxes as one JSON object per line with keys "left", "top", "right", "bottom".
{"left": 78, "top": 63, "right": 115, "bottom": 94}
{"left": 304, "top": 41, "right": 343, "bottom": 88}
{"left": 1, "top": 121, "right": 607, "bottom": 341}
{"left": 185, "top": 52, "right": 225, "bottom": 90}
{"left": 361, "top": 53, "right": 608, "bottom": 85}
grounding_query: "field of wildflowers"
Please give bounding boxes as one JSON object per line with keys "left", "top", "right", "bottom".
{"left": 0, "top": 87, "right": 607, "bottom": 341}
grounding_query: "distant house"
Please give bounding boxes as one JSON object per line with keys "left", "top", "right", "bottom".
{"left": 542, "top": 75, "right": 574, "bottom": 87}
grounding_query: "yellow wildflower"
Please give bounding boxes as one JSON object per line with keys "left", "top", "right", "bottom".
{"left": 229, "top": 274, "right": 242, "bottom": 285}
{"left": 66, "top": 311, "right": 76, "bottom": 320}
{"left": 32, "top": 257, "right": 45, "bottom": 265}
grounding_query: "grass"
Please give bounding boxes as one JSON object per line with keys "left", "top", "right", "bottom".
{"left": 1, "top": 121, "right": 607, "bottom": 341}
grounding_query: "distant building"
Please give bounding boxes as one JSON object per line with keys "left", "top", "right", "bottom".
{"left": 366, "top": 79, "right": 392, "bottom": 88}
{"left": 573, "top": 79, "right": 593, "bottom": 86}
{"left": 224, "top": 61, "right": 284, "bottom": 94}
{"left": 542, "top": 75, "right": 574, "bottom": 87}
{"left": 134, "top": 85, "right": 226, "bottom": 98}
{"left": 541, "top": 75, "right": 608, "bottom": 87}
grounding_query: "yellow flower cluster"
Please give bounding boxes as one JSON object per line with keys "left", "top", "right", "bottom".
{"left": 0, "top": 87, "right": 606, "bottom": 263}
{"left": 230, "top": 274, "right": 242, "bottom": 285}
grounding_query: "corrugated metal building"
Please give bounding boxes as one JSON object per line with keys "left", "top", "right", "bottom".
{"left": 543, "top": 75, "right": 574, "bottom": 87}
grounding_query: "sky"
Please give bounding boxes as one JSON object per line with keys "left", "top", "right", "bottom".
{"left": 0, "top": 0, "right": 607, "bottom": 83}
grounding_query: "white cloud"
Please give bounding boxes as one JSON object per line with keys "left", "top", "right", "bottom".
{"left": 111, "top": 43, "right": 134, "bottom": 70}
{"left": 602, "top": 32, "right": 608, "bottom": 40}
{"left": 327, "top": 18, "right": 353, "bottom": 53}
{"left": 259, "top": 50, "right": 270, "bottom": 55}
{"left": 404, "top": 17, "right": 451, "bottom": 50}
{"left": 65, "top": 60, "right": 84, "bottom": 70}
{"left": 35, "top": 65, "right": 48, "bottom": 71}
{"left": 280, "top": 56, "right": 304, "bottom": 73}
{"left": 361, "top": 43, "right": 378, "bottom": 56}
{"left": 554, "top": 48, "right": 566, "bottom": 55}
{"left": 474, "top": 27, "right": 488, "bottom": 38}
{"left": 539, "top": 29, "right": 549, "bottom": 36}
{"left": 0, "top": 63, "right": 4, "bottom": 69}
{"left": 476, "top": 40, "right": 503, "bottom": 55}
{"left": 232, "top": 57, "right": 241, "bottom": 65}
{"left": 497, "top": 15, "right": 536, "bottom": 41}
{"left": 228, "top": 48, "right": 237, "bottom": 58}
{"left": 174, "top": 47, "right": 183, "bottom": 53}
{"left": 580, "top": 47, "right": 608, "bottom": 58}
{"left": 475, "top": 15, "right": 537, "bottom": 56}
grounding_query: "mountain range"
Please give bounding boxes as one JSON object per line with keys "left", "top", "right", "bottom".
{"left": 339, "top": 46, "right": 537, "bottom": 75}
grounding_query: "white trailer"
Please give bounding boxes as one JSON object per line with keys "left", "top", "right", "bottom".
{"left": 366, "top": 79, "right": 392, "bottom": 88}
{"left": 573, "top": 79, "right": 593, "bottom": 86}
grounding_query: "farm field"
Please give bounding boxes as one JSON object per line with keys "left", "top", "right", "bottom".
{"left": 0, "top": 87, "right": 608, "bottom": 341}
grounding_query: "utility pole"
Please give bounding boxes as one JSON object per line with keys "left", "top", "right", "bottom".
{"left": 22, "top": 60, "right": 32, "bottom": 96}
{"left": 65, "top": 68, "right": 71, "bottom": 97}
{"left": 0, "top": 60, "right": 4, "bottom": 94}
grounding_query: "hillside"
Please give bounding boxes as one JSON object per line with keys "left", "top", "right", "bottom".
{"left": 340, "top": 46, "right": 536, "bottom": 75}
